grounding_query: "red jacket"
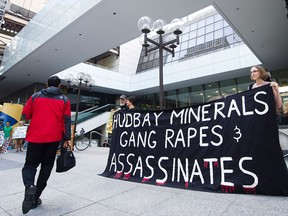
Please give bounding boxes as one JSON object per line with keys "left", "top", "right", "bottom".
{"left": 22, "top": 86, "right": 71, "bottom": 143}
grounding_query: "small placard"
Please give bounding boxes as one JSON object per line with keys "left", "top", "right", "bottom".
{"left": 12, "top": 126, "right": 28, "bottom": 139}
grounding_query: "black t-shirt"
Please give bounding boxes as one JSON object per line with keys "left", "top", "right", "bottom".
{"left": 120, "top": 104, "right": 129, "bottom": 110}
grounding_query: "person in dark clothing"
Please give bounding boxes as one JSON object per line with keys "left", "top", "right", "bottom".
{"left": 21, "top": 76, "right": 71, "bottom": 214}
{"left": 0, "top": 120, "right": 4, "bottom": 131}
{"left": 127, "top": 96, "right": 138, "bottom": 110}
{"left": 119, "top": 94, "right": 129, "bottom": 110}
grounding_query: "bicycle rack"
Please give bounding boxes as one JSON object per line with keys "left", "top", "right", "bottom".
{"left": 89, "top": 131, "right": 110, "bottom": 147}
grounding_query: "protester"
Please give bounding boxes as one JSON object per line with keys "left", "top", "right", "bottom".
{"left": 249, "top": 65, "right": 282, "bottom": 112}
{"left": 3, "top": 121, "right": 12, "bottom": 141}
{"left": 21, "top": 76, "right": 71, "bottom": 214}
{"left": 13, "top": 121, "right": 24, "bottom": 152}
{"left": 0, "top": 120, "right": 4, "bottom": 131}
{"left": 127, "top": 96, "right": 138, "bottom": 110}
{"left": 119, "top": 94, "right": 128, "bottom": 110}
{"left": 0, "top": 121, "right": 12, "bottom": 154}
{"left": 1, "top": 121, "right": 13, "bottom": 153}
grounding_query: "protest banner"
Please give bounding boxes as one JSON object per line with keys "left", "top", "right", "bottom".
{"left": 101, "top": 85, "right": 288, "bottom": 196}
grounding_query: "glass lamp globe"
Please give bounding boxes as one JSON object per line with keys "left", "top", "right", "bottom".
{"left": 138, "top": 16, "right": 154, "bottom": 33}
{"left": 83, "top": 74, "right": 92, "bottom": 83}
{"left": 77, "top": 72, "right": 85, "bottom": 80}
{"left": 88, "top": 79, "right": 95, "bottom": 87}
{"left": 170, "top": 18, "right": 185, "bottom": 35}
{"left": 71, "top": 78, "right": 79, "bottom": 86}
{"left": 153, "top": 19, "right": 167, "bottom": 34}
{"left": 64, "top": 74, "right": 74, "bottom": 82}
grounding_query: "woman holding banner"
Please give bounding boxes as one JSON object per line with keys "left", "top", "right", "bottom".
{"left": 249, "top": 65, "right": 282, "bottom": 112}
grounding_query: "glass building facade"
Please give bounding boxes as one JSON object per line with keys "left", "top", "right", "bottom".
{"left": 137, "top": 11, "right": 243, "bottom": 73}
{"left": 138, "top": 75, "right": 251, "bottom": 110}
{"left": 136, "top": 10, "right": 250, "bottom": 110}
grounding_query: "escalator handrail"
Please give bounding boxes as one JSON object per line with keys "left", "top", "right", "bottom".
{"left": 71, "top": 103, "right": 118, "bottom": 118}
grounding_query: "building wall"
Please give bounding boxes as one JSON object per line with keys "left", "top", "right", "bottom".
{"left": 119, "top": 38, "right": 142, "bottom": 75}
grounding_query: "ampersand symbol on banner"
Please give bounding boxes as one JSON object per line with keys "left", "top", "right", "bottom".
{"left": 233, "top": 126, "right": 242, "bottom": 143}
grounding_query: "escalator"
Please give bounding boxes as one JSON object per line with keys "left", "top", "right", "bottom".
{"left": 71, "top": 104, "right": 118, "bottom": 134}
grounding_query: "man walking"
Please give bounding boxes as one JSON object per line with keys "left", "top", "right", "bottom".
{"left": 21, "top": 76, "right": 71, "bottom": 214}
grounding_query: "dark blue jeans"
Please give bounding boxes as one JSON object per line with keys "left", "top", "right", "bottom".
{"left": 22, "top": 141, "right": 60, "bottom": 200}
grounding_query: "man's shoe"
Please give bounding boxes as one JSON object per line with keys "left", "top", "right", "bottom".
{"left": 31, "top": 198, "right": 42, "bottom": 209}
{"left": 22, "top": 185, "right": 37, "bottom": 214}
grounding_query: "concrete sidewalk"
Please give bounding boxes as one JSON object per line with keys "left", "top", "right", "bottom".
{"left": 1, "top": 147, "right": 288, "bottom": 216}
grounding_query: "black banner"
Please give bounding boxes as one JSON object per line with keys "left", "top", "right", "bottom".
{"left": 102, "top": 85, "right": 288, "bottom": 196}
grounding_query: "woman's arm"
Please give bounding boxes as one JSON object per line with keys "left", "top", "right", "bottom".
{"left": 270, "top": 81, "right": 282, "bottom": 110}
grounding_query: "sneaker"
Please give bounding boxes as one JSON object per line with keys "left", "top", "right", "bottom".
{"left": 22, "top": 185, "right": 37, "bottom": 214}
{"left": 31, "top": 198, "right": 42, "bottom": 209}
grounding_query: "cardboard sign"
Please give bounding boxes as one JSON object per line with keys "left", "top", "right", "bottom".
{"left": 12, "top": 126, "right": 28, "bottom": 139}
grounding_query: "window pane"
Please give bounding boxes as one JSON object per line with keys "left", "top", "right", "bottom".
{"left": 191, "top": 85, "right": 204, "bottom": 105}
{"left": 165, "top": 89, "right": 177, "bottom": 109}
{"left": 165, "top": 54, "right": 172, "bottom": 63}
{"left": 181, "top": 33, "right": 189, "bottom": 42}
{"left": 152, "top": 59, "right": 159, "bottom": 67}
{"left": 147, "top": 61, "right": 153, "bottom": 70}
{"left": 188, "top": 38, "right": 196, "bottom": 47}
{"left": 206, "top": 24, "right": 213, "bottom": 33}
{"left": 178, "top": 87, "right": 191, "bottom": 107}
{"left": 179, "top": 50, "right": 186, "bottom": 59}
{"left": 189, "top": 30, "right": 197, "bottom": 39}
{"left": 180, "top": 40, "right": 188, "bottom": 50}
{"left": 197, "top": 27, "right": 205, "bottom": 36}
{"left": 190, "top": 22, "right": 197, "bottom": 31}
{"left": 224, "top": 26, "right": 233, "bottom": 36}
{"left": 205, "top": 32, "right": 213, "bottom": 42}
{"left": 196, "top": 35, "right": 204, "bottom": 45}
{"left": 214, "top": 20, "right": 223, "bottom": 30}
{"left": 214, "top": 29, "right": 223, "bottom": 39}
{"left": 140, "top": 63, "right": 147, "bottom": 71}
{"left": 206, "top": 16, "right": 214, "bottom": 25}
{"left": 220, "top": 79, "right": 237, "bottom": 97}
{"left": 226, "top": 35, "right": 234, "bottom": 45}
{"left": 198, "top": 19, "right": 205, "bottom": 28}
{"left": 205, "top": 82, "right": 220, "bottom": 101}
{"left": 148, "top": 52, "right": 155, "bottom": 61}
{"left": 237, "top": 76, "right": 251, "bottom": 93}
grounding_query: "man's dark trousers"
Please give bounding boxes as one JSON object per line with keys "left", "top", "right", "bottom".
{"left": 22, "top": 141, "right": 59, "bottom": 200}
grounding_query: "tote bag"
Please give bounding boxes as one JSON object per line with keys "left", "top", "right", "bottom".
{"left": 56, "top": 146, "right": 76, "bottom": 173}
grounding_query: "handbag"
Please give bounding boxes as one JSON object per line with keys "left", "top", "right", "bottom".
{"left": 56, "top": 145, "right": 76, "bottom": 173}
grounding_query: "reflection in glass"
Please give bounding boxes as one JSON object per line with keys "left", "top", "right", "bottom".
{"left": 191, "top": 85, "right": 204, "bottom": 105}
{"left": 220, "top": 79, "right": 237, "bottom": 97}
{"left": 237, "top": 76, "right": 251, "bottom": 93}
{"left": 205, "top": 82, "right": 220, "bottom": 101}
{"left": 165, "top": 89, "right": 177, "bottom": 109}
{"left": 178, "top": 88, "right": 191, "bottom": 107}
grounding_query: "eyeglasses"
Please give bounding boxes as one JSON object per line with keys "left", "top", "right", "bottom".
{"left": 250, "top": 70, "right": 259, "bottom": 74}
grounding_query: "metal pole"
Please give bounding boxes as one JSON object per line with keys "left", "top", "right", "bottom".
{"left": 158, "top": 34, "right": 164, "bottom": 109}
{"left": 73, "top": 81, "right": 82, "bottom": 139}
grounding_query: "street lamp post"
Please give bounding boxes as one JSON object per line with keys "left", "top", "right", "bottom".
{"left": 138, "top": 16, "right": 184, "bottom": 109}
{"left": 65, "top": 72, "right": 95, "bottom": 140}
